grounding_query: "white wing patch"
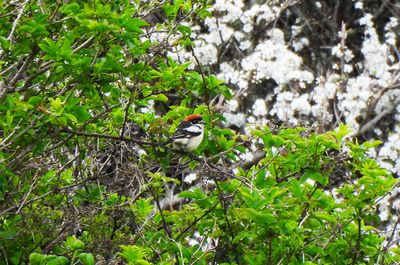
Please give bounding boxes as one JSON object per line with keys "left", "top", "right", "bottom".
{"left": 185, "top": 125, "right": 203, "bottom": 133}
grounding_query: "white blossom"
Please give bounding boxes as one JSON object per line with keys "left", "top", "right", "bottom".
{"left": 252, "top": 99, "right": 268, "bottom": 116}
{"left": 354, "top": 1, "right": 363, "bottom": 9}
{"left": 223, "top": 112, "right": 246, "bottom": 128}
{"left": 184, "top": 173, "right": 197, "bottom": 184}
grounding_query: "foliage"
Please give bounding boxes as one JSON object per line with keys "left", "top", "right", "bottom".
{"left": 29, "top": 235, "right": 94, "bottom": 265}
{"left": 0, "top": 1, "right": 398, "bottom": 264}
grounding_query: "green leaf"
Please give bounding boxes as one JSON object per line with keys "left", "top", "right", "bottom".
{"left": 197, "top": 8, "right": 211, "bottom": 19}
{"left": 49, "top": 97, "right": 64, "bottom": 115}
{"left": 218, "top": 84, "right": 233, "bottom": 99}
{"left": 29, "top": 253, "right": 45, "bottom": 264}
{"left": 45, "top": 255, "right": 69, "bottom": 265}
{"left": 38, "top": 38, "right": 58, "bottom": 58}
{"left": 0, "top": 36, "right": 11, "bottom": 50}
{"left": 120, "top": 17, "right": 148, "bottom": 34}
{"left": 147, "top": 94, "right": 168, "bottom": 102}
{"left": 179, "top": 189, "right": 206, "bottom": 200}
{"left": 27, "top": 96, "right": 43, "bottom": 107}
{"left": 130, "top": 18, "right": 149, "bottom": 28}
{"left": 136, "top": 260, "right": 152, "bottom": 265}
{"left": 64, "top": 113, "right": 78, "bottom": 123}
{"left": 241, "top": 208, "right": 276, "bottom": 225}
{"left": 289, "top": 179, "right": 304, "bottom": 197}
{"left": 60, "top": 3, "right": 81, "bottom": 14}
{"left": 71, "top": 106, "right": 91, "bottom": 122}
{"left": 134, "top": 198, "right": 153, "bottom": 219}
{"left": 118, "top": 245, "right": 148, "bottom": 263}
{"left": 314, "top": 212, "right": 337, "bottom": 224}
{"left": 302, "top": 171, "right": 328, "bottom": 186}
{"left": 361, "top": 140, "right": 382, "bottom": 149}
{"left": 179, "top": 188, "right": 212, "bottom": 208}
{"left": 77, "top": 253, "right": 95, "bottom": 265}
{"left": 65, "top": 235, "right": 84, "bottom": 251}
{"left": 177, "top": 25, "right": 191, "bottom": 36}
{"left": 0, "top": 228, "right": 17, "bottom": 240}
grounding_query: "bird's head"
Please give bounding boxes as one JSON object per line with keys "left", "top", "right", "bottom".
{"left": 184, "top": 114, "right": 203, "bottom": 124}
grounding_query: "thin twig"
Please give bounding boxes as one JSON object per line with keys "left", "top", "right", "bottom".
{"left": 188, "top": 44, "right": 210, "bottom": 104}
{"left": 0, "top": 181, "right": 85, "bottom": 216}
{"left": 214, "top": 180, "right": 241, "bottom": 265}
{"left": 9, "top": 46, "right": 39, "bottom": 86}
{"left": 383, "top": 215, "right": 400, "bottom": 253}
{"left": 16, "top": 173, "right": 39, "bottom": 214}
{"left": 0, "top": 62, "right": 18, "bottom": 76}
{"left": 203, "top": 159, "right": 251, "bottom": 187}
{"left": 6, "top": 0, "right": 28, "bottom": 42}
{"left": 351, "top": 211, "right": 362, "bottom": 265}
{"left": 175, "top": 201, "right": 219, "bottom": 240}
{"left": 61, "top": 128, "right": 166, "bottom": 148}
{"left": 358, "top": 95, "right": 400, "bottom": 135}
{"left": 45, "top": 103, "right": 120, "bottom": 154}
{"left": 0, "top": 245, "right": 9, "bottom": 265}
{"left": 73, "top": 35, "right": 95, "bottom": 53}
{"left": 149, "top": 187, "right": 172, "bottom": 238}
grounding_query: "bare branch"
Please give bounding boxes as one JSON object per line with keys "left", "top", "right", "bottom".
{"left": 358, "top": 95, "right": 400, "bottom": 135}
{"left": 6, "top": 0, "right": 28, "bottom": 42}
{"left": 9, "top": 46, "right": 39, "bottom": 86}
{"left": 0, "top": 62, "right": 18, "bottom": 76}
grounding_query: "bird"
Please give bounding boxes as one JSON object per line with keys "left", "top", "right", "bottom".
{"left": 166, "top": 114, "right": 205, "bottom": 151}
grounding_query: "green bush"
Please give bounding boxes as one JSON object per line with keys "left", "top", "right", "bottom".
{"left": 0, "top": 1, "right": 398, "bottom": 264}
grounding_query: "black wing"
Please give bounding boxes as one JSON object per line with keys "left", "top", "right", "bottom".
{"left": 171, "top": 121, "right": 202, "bottom": 139}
